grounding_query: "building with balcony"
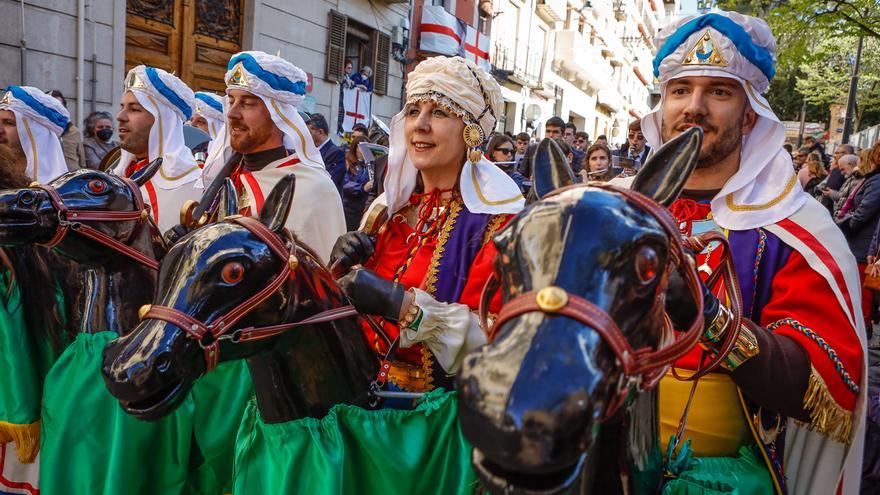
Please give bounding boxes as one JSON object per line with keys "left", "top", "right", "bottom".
{"left": 484, "top": 0, "right": 677, "bottom": 145}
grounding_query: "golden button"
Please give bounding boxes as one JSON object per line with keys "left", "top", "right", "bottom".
{"left": 536, "top": 286, "right": 568, "bottom": 312}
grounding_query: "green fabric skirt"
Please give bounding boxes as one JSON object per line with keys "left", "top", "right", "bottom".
{"left": 233, "top": 389, "right": 479, "bottom": 495}
{"left": 663, "top": 445, "right": 774, "bottom": 495}
{"left": 0, "top": 274, "right": 61, "bottom": 462}
{"left": 40, "top": 331, "right": 254, "bottom": 495}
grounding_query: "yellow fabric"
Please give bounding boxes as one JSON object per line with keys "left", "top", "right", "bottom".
{"left": 659, "top": 369, "right": 752, "bottom": 457}
{"left": 0, "top": 420, "right": 39, "bottom": 463}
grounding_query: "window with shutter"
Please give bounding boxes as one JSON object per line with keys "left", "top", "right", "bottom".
{"left": 325, "top": 10, "right": 348, "bottom": 81}
{"left": 371, "top": 31, "right": 391, "bottom": 96}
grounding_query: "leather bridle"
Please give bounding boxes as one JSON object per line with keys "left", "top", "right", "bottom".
{"left": 139, "top": 215, "right": 358, "bottom": 373}
{"left": 479, "top": 183, "right": 743, "bottom": 417}
{"left": 30, "top": 179, "right": 159, "bottom": 270}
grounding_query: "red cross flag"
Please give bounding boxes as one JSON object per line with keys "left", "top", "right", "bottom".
{"left": 342, "top": 87, "right": 371, "bottom": 133}
{"left": 419, "top": 5, "right": 466, "bottom": 57}
{"left": 465, "top": 26, "right": 491, "bottom": 72}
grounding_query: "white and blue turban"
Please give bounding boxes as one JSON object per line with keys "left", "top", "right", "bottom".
{"left": 193, "top": 91, "right": 224, "bottom": 140}
{"left": 0, "top": 86, "right": 70, "bottom": 183}
{"left": 113, "top": 65, "right": 201, "bottom": 189}
{"left": 202, "top": 51, "right": 325, "bottom": 181}
{"left": 642, "top": 11, "right": 806, "bottom": 230}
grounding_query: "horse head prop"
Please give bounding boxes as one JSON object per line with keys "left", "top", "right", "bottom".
{"left": 0, "top": 159, "right": 164, "bottom": 267}
{"left": 457, "top": 128, "right": 707, "bottom": 494}
{"left": 101, "top": 174, "right": 377, "bottom": 422}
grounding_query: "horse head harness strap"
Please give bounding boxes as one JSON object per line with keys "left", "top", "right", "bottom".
{"left": 139, "top": 215, "right": 358, "bottom": 373}
{"left": 31, "top": 180, "right": 159, "bottom": 270}
{"left": 479, "top": 183, "right": 744, "bottom": 412}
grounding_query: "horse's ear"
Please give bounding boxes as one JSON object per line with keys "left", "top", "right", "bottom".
{"left": 532, "top": 138, "right": 574, "bottom": 199}
{"left": 129, "top": 157, "right": 163, "bottom": 187}
{"left": 217, "top": 178, "right": 239, "bottom": 219}
{"left": 259, "top": 173, "right": 295, "bottom": 233}
{"left": 631, "top": 127, "right": 702, "bottom": 207}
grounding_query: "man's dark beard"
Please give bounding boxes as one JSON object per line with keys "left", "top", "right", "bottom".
{"left": 120, "top": 127, "right": 150, "bottom": 158}
{"left": 0, "top": 142, "right": 27, "bottom": 177}
{"left": 662, "top": 113, "right": 743, "bottom": 169}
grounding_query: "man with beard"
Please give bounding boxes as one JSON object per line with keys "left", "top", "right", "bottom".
{"left": 201, "top": 51, "right": 344, "bottom": 262}
{"left": 112, "top": 66, "right": 201, "bottom": 233}
{"left": 630, "top": 11, "right": 865, "bottom": 495}
{"left": 0, "top": 86, "right": 70, "bottom": 183}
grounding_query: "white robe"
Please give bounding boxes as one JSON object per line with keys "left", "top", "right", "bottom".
{"left": 237, "top": 154, "right": 345, "bottom": 264}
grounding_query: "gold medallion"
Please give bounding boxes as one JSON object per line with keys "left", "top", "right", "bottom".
{"left": 228, "top": 62, "right": 250, "bottom": 88}
{"left": 462, "top": 123, "right": 485, "bottom": 149}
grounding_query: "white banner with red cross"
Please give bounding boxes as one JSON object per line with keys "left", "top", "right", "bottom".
{"left": 419, "top": 5, "right": 466, "bottom": 56}
{"left": 342, "top": 88, "right": 372, "bottom": 133}
{"left": 465, "top": 26, "right": 491, "bottom": 72}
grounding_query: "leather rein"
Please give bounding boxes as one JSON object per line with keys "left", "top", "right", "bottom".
{"left": 31, "top": 179, "right": 160, "bottom": 270}
{"left": 139, "top": 215, "right": 359, "bottom": 373}
{"left": 479, "top": 183, "right": 743, "bottom": 416}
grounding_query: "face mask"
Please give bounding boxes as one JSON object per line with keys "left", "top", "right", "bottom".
{"left": 96, "top": 128, "right": 113, "bottom": 141}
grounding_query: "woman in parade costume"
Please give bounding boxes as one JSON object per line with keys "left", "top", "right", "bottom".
{"left": 331, "top": 55, "right": 524, "bottom": 401}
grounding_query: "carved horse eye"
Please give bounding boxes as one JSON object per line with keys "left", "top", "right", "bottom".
{"left": 17, "top": 189, "right": 36, "bottom": 206}
{"left": 221, "top": 262, "right": 245, "bottom": 285}
{"left": 635, "top": 245, "right": 660, "bottom": 284}
{"left": 87, "top": 179, "right": 107, "bottom": 194}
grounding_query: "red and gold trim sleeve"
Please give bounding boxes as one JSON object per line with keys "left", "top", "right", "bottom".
{"left": 759, "top": 249, "right": 863, "bottom": 443}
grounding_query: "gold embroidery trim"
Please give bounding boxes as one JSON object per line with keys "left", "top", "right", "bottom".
{"left": 481, "top": 214, "right": 507, "bottom": 247}
{"left": 745, "top": 81, "right": 773, "bottom": 113}
{"left": 799, "top": 366, "right": 853, "bottom": 444}
{"left": 386, "top": 350, "right": 435, "bottom": 392}
{"left": 424, "top": 200, "right": 462, "bottom": 296}
{"left": 270, "top": 99, "right": 324, "bottom": 169}
{"left": 725, "top": 173, "right": 797, "bottom": 212}
{"left": 21, "top": 117, "right": 37, "bottom": 181}
{"left": 470, "top": 162, "right": 523, "bottom": 206}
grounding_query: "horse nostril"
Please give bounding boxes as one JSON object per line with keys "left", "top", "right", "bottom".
{"left": 153, "top": 353, "right": 172, "bottom": 374}
{"left": 17, "top": 190, "right": 35, "bottom": 206}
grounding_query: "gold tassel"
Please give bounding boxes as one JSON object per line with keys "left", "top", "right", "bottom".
{"left": 0, "top": 420, "right": 41, "bottom": 463}
{"left": 800, "top": 367, "right": 853, "bottom": 444}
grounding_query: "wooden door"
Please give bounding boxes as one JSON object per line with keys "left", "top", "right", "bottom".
{"left": 125, "top": 0, "right": 244, "bottom": 93}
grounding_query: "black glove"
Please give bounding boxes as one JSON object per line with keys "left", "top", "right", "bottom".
{"left": 162, "top": 224, "right": 190, "bottom": 247}
{"left": 665, "top": 268, "right": 720, "bottom": 331}
{"left": 338, "top": 268, "right": 406, "bottom": 322}
{"left": 329, "top": 231, "right": 375, "bottom": 276}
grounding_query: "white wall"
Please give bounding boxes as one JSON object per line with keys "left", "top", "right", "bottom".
{"left": 0, "top": 0, "right": 125, "bottom": 126}
{"left": 247, "top": 0, "right": 408, "bottom": 125}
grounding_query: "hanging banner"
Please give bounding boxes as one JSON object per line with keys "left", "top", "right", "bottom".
{"left": 419, "top": 5, "right": 466, "bottom": 57}
{"left": 465, "top": 26, "right": 491, "bottom": 72}
{"left": 342, "top": 88, "right": 372, "bottom": 133}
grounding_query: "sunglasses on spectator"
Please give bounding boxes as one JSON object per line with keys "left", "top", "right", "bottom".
{"left": 496, "top": 148, "right": 515, "bottom": 155}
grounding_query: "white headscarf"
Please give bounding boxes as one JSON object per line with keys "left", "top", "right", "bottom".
{"left": 0, "top": 86, "right": 69, "bottom": 183}
{"left": 201, "top": 51, "right": 326, "bottom": 182}
{"left": 193, "top": 92, "right": 225, "bottom": 140}
{"left": 643, "top": 11, "right": 807, "bottom": 230}
{"left": 384, "top": 56, "right": 524, "bottom": 215}
{"left": 113, "top": 65, "right": 200, "bottom": 189}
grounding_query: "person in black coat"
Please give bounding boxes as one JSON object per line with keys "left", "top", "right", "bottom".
{"left": 306, "top": 113, "right": 345, "bottom": 195}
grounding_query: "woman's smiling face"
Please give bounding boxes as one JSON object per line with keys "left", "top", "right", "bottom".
{"left": 403, "top": 100, "right": 466, "bottom": 173}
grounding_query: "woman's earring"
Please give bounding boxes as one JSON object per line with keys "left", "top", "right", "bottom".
{"left": 463, "top": 123, "right": 485, "bottom": 162}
